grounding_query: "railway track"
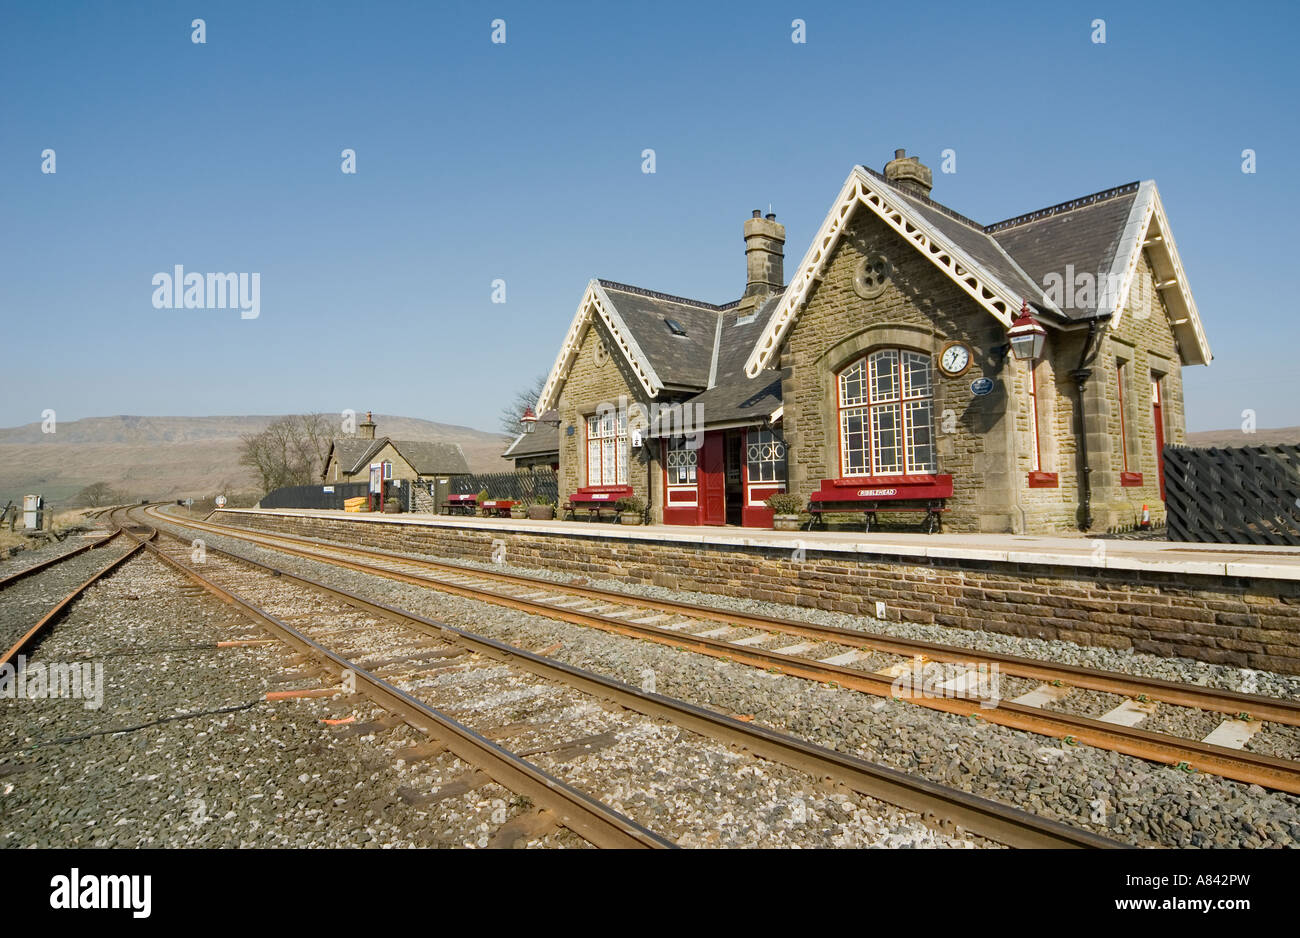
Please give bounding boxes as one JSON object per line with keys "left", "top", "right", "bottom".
{"left": 151, "top": 507, "right": 1300, "bottom": 795}
{"left": 131, "top": 506, "right": 1117, "bottom": 848}
{"left": 0, "top": 506, "right": 151, "bottom": 666}
{"left": 0, "top": 507, "right": 125, "bottom": 592}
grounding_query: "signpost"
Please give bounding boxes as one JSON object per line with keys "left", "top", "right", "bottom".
{"left": 214, "top": 495, "right": 227, "bottom": 508}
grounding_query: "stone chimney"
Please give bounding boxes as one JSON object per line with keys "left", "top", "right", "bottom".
{"left": 883, "top": 148, "right": 933, "bottom": 199}
{"left": 740, "top": 209, "right": 785, "bottom": 311}
{"left": 359, "top": 410, "right": 376, "bottom": 440}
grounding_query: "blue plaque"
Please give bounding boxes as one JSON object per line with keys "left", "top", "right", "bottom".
{"left": 970, "top": 376, "right": 995, "bottom": 397}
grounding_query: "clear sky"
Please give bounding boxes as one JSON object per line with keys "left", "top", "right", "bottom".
{"left": 2, "top": 0, "right": 1296, "bottom": 433}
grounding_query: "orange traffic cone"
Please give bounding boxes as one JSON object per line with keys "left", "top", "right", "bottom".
{"left": 1140, "top": 504, "right": 1151, "bottom": 528}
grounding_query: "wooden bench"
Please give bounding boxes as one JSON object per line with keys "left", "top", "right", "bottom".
{"left": 443, "top": 494, "right": 479, "bottom": 516}
{"left": 806, "top": 475, "right": 953, "bottom": 534}
{"left": 479, "top": 499, "right": 515, "bottom": 518}
{"left": 563, "top": 486, "right": 633, "bottom": 522}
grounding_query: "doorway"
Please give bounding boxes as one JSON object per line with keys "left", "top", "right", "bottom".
{"left": 724, "top": 430, "right": 744, "bottom": 526}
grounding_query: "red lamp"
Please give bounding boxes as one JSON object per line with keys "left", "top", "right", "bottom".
{"left": 1007, "top": 300, "right": 1047, "bottom": 361}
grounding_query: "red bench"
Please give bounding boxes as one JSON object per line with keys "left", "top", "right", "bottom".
{"left": 807, "top": 475, "right": 953, "bottom": 533}
{"left": 479, "top": 499, "right": 515, "bottom": 518}
{"left": 564, "top": 485, "right": 633, "bottom": 522}
{"left": 443, "top": 493, "right": 479, "bottom": 516}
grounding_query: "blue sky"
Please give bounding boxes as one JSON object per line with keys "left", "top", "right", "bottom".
{"left": 1, "top": 0, "right": 1296, "bottom": 433}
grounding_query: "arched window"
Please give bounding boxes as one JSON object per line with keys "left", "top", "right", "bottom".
{"left": 838, "top": 349, "right": 936, "bottom": 476}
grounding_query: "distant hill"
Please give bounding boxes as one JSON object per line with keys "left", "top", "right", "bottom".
{"left": 0, "top": 414, "right": 513, "bottom": 505}
{"left": 1185, "top": 426, "right": 1300, "bottom": 448}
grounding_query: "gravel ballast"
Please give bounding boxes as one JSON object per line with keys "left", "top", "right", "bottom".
{"left": 2, "top": 555, "right": 592, "bottom": 848}
{"left": 141, "top": 535, "right": 984, "bottom": 848}
{"left": 165, "top": 511, "right": 1300, "bottom": 848}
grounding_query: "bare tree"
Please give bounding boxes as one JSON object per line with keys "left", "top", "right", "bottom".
{"left": 499, "top": 374, "right": 548, "bottom": 435}
{"left": 239, "top": 414, "right": 333, "bottom": 495}
{"left": 76, "top": 481, "right": 119, "bottom": 507}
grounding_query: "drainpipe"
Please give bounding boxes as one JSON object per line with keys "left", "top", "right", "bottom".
{"left": 645, "top": 439, "right": 655, "bottom": 524}
{"left": 1070, "top": 319, "right": 1103, "bottom": 531}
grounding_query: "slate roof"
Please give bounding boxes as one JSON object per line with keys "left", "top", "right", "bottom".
{"left": 329, "top": 438, "right": 385, "bottom": 475}
{"left": 547, "top": 163, "right": 1197, "bottom": 428}
{"left": 596, "top": 281, "right": 735, "bottom": 389}
{"left": 590, "top": 283, "right": 785, "bottom": 432}
{"left": 987, "top": 184, "right": 1141, "bottom": 319}
{"left": 675, "top": 294, "right": 786, "bottom": 427}
{"left": 394, "top": 440, "right": 470, "bottom": 475}
{"left": 327, "top": 437, "right": 470, "bottom": 476}
{"left": 502, "top": 421, "right": 559, "bottom": 458}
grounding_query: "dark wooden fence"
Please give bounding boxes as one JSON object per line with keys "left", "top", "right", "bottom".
{"left": 259, "top": 481, "right": 398, "bottom": 510}
{"left": 1163, "top": 443, "right": 1300, "bottom": 545}
{"left": 450, "top": 469, "right": 558, "bottom": 503}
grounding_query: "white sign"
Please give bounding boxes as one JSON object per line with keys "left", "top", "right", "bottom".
{"left": 184, "top": 498, "right": 193, "bottom": 507}
{"left": 214, "top": 495, "right": 227, "bottom": 507}
{"left": 856, "top": 489, "right": 897, "bottom": 497}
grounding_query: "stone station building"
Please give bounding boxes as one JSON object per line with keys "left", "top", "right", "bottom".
{"left": 531, "top": 151, "right": 1212, "bottom": 533}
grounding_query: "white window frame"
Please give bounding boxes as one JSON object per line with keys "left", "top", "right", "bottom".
{"left": 585, "top": 411, "right": 628, "bottom": 486}
{"left": 838, "top": 349, "right": 936, "bottom": 477}
{"left": 745, "top": 428, "right": 787, "bottom": 484}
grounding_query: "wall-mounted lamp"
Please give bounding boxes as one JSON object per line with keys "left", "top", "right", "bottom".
{"left": 520, "top": 407, "right": 562, "bottom": 433}
{"left": 996, "top": 300, "right": 1048, "bottom": 363}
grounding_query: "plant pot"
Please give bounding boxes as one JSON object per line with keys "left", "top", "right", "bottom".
{"left": 510, "top": 508, "right": 527, "bottom": 519}
{"left": 619, "top": 512, "right": 643, "bottom": 525}
{"left": 527, "top": 505, "right": 556, "bottom": 520}
{"left": 773, "top": 514, "right": 801, "bottom": 531}
{"left": 383, "top": 501, "right": 402, "bottom": 514}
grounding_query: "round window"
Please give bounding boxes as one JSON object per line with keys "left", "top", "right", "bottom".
{"left": 853, "top": 254, "right": 892, "bottom": 300}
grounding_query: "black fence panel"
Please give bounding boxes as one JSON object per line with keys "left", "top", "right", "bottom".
{"left": 1163, "top": 444, "right": 1300, "bottom": 545}
{"left": 449, "top": 469, "right": 558, "bottom": 503}
{"left": 259, "top": 481, "right": 400, "bottom": 510}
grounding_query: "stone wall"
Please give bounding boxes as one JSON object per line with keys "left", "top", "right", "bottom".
{"left": 776, "top": 208, "right": 1198, "bottom": 536}
{"left": 556, "top": 318, "right": 663, "bottom": 516}
{"left": 214, "top": 510, "right": 1300, "bottom": 675}
{"left": 1091, "top": 250, "right": 1187, "bottom": 531}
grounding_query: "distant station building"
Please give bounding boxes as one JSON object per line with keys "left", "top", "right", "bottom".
{"left": 502, "top": 417, "right": 559, "bottom": 472}
{"left": 322, "top": 412, "right": 470, "bottom": 484}
{"left": 529, "top": 151, "right": 1211, "bottom": 532}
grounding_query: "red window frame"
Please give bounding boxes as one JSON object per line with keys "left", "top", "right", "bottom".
{"left": 836, "top": 349, "right": 936, "bottom": 477}
{"left": 585, "top": 412, "right": 627, "bottom": 487}
{"left": 1029, "top": 362, "right": 1041, "bottom": 472}
{"left": 1116, "top": 361, "right": 1130, "bottom": 473}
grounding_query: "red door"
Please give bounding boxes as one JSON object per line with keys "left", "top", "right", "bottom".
{"left": 701, "top": 432, "right": 725, "bottom": 525}
{"left": 1152, "top": 378, "right": 1166, "bottom": 502}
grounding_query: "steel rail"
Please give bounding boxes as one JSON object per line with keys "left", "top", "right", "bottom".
{"left": 151, "top": 509, "right": 1300, "bottom": 795}
{"left": 0, "top": 528, "right": 125, "bottom": 592}
{"left": 0, "top": 508, "right": 150, "bottom": 667}
{"left": 161, "top": 509, "right": 1300, "bottom": 727}
{"left": 140, "top": 518, "right": 1118, "bottom": 848}
{"left": 123, "top": 515, "right": 671, "bottom": 849}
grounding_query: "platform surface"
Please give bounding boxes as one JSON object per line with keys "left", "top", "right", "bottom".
{"left": 204, "top": 507, "right": 1300, "bottom": 583}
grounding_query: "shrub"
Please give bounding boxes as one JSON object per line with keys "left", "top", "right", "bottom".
{"left": 615, "top": 495, "right": 646, "bottom": 514}
{"left": 476, "top": 489, "right": 490, "bottom": 503}
{"left": 765, "top": 493, "right": 803, "bottom": 515}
